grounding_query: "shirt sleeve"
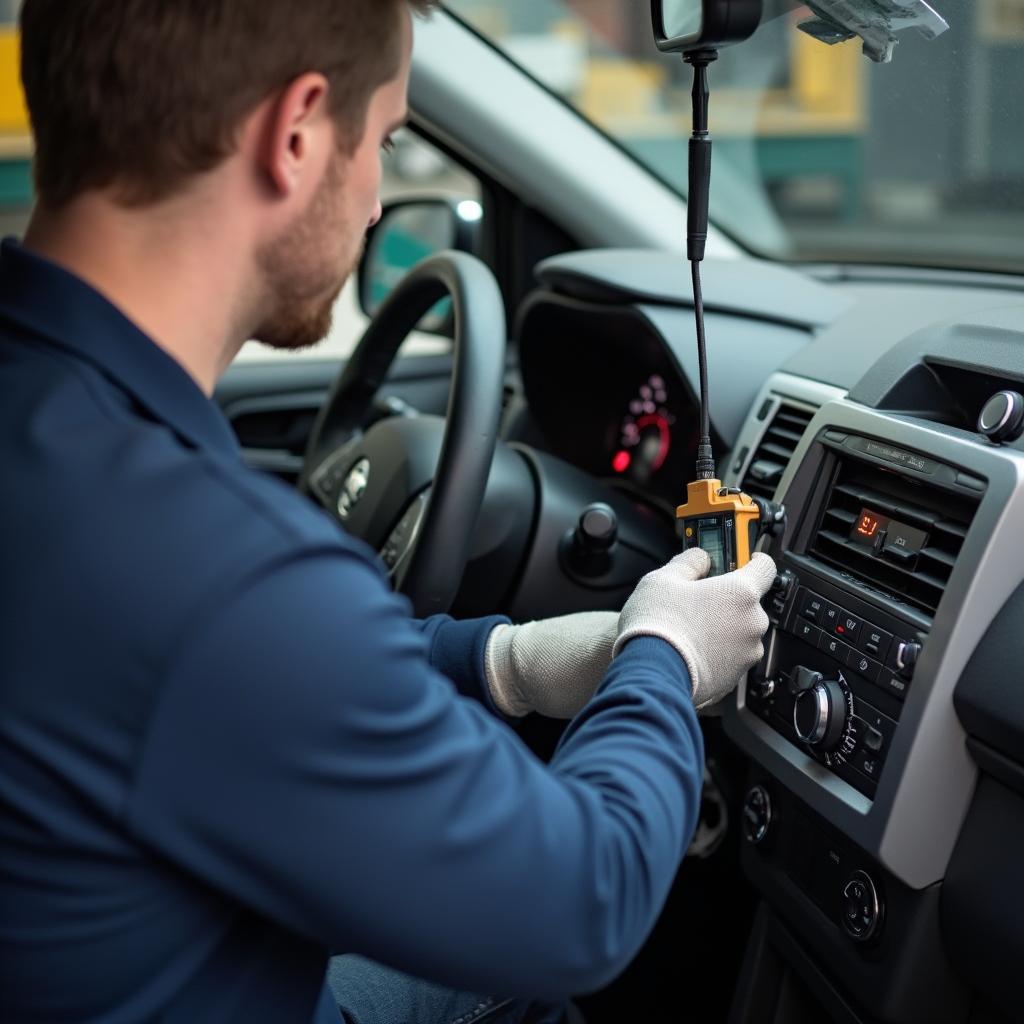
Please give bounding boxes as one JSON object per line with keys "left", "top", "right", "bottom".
{"left": 126, "top": 548, "right": 703, "bottom": 1000}
{"left": 412, "top": 614, "right": 509, "bottom": 714}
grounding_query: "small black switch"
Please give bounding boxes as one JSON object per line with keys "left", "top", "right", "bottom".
{"left": 789, "top": 665, "right": 823, "bottom": 695}
{"left": 864, "top": 726, "right": 884, "bottom": 753}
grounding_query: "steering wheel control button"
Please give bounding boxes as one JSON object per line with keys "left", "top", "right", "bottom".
{"left": 380, "top": 492, "right": 429, "bottom": 576}
{"left": 337, "top": 459, "right": 370, "bottom": 521}
{"left": 842, "top": 871, "right": 882, "bottom": 943}
{"left": 743, "top": 785, "right": 773, "bottom": 845}
{"left": 978, "top": 390, "right": 1024, "bottom": 443}
{"left": 310, "top": 452, "right": 351, "bottom": 504}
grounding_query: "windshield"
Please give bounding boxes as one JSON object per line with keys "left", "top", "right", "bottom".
{"left": 447, "top": 1, "right": 1024, "bottom": 274}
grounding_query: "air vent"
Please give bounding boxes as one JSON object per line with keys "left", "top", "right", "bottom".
{"left": 742, "top": 402, "right": 815, "bottom": 500}
{"left": 810, "top": 456, "right": 978, "bottom": 618}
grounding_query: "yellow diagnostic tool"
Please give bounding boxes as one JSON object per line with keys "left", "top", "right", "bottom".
{"left": 677, "top": 479, "right": 762, "bottom": 576}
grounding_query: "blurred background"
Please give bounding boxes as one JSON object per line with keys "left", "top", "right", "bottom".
{"left": 0, "top": 1, "right": 1020, "bottom": 360}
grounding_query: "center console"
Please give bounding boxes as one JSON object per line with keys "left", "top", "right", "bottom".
{"left": 723, "top": 389, "right": 1024, "bottom": 1024}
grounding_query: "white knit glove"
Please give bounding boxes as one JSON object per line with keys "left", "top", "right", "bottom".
{"left": 614, "top": 549, "right": 776, "bottom": 711}
{"left": 485, "top": 611, "right": 619, "bottom": 719}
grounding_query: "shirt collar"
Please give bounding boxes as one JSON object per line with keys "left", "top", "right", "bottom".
{"left": 0, "top": 238, "right": 240, "bottom": 457}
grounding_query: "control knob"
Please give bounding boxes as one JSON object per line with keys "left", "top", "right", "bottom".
{"left": 842, "top": 870, "right": 883, "bottom": 942}
{"left": 978, "top": 390, "right": 1024, "bottom": 444}
{"left": 793, "top": 676, "right": 848, "bottom": 751}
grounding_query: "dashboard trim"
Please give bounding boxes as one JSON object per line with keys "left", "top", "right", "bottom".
{"left": 726, "top": 397, "right": 1024, "bottom": 889}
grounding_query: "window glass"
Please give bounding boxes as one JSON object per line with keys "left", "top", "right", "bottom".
{"left": 450, "top": 0, "right": 1024, "bottom": 274}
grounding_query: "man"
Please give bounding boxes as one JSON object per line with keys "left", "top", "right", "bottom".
{"left": 0, "top": 2, "right": 776, "bottom": 1022}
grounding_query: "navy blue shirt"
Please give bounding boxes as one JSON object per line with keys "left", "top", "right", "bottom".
{"left": 0, "top": 240, "right": 704, "bottom": 1023}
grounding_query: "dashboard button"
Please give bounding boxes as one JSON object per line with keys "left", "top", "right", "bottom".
{"left": 818, "top": 632, "right": 852, "bottom": 663}
{"left": 863, "top": 725, "right": 884, "bottom": 752}
{"left": 793, "top": 620, "right": 821, "bottom": 647}
{"left": 853, "top": 703, "right": 896, "bottom": 752}
{"left": 879, "top": 673, "right": 909, "bottom": 701}
{"left": 821, "top": 603, "right": 842, "bottom": 634}
{"left": 852, "top": 747, "right": 883, "bottom": 782}
{"left": 859, "top": 624, "right": 893, "bottom": 663}
{"left": 846, "top": 648, "right": 881, "bottom": 684}
{"left": 842, "top": 871, "right": 883, "bottom": 942}
{"left": 832, "top": 610, "right": 862, "bottom": 644}
{"left": 798, "top": 589, "right": 827, "bottom": 624}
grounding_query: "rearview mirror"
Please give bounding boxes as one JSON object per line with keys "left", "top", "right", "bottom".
{"left": 651, "top": 0, "right": 762, "bottom": 53}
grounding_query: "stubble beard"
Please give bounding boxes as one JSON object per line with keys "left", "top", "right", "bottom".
{"left": 252, "top": 153, "right": 360, "bottom": 352}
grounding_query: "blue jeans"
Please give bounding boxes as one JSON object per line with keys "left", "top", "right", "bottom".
{"left": 328, "top": 955, "right": 568, "bottom": 1024}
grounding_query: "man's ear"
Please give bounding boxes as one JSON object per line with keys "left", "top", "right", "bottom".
{"left": 260, "top": 72, "right": 332, "bottom": 198}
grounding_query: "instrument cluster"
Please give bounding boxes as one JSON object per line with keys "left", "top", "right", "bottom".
{"left": 518, "top": 327, "right": 701, "bottom": 505}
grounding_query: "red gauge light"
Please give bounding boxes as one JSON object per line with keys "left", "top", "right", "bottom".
{"left": 613, "top": 450, "right": 632, "bottom": 473}
{"left": 634, "top": 414, "right": 672, "bottom": 470}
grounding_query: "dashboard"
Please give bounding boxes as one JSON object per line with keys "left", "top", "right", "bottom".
{"left": 516, "top": 307, "right": 699, "bottom": 504}
{"left": 514, "top": 249, "right": 1024, "bottom": 1024}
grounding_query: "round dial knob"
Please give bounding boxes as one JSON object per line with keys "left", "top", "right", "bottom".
{"left": 793, "top": 678, "right": 848, "bottom": 751}
{"left": 575, "top": 503, "right": 618, "bottom": 553}
{"left": 978, "top": 390, "right": 1024, "bottom": 443}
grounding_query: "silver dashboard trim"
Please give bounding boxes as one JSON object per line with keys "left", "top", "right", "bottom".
{"left": 726, "top": 396, "right": 1024, "bottom": 889}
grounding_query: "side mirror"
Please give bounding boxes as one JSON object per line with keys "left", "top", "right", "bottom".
{"left": 651, "top": 0, "right": 762, "bottom": 53}
{"left": 358, "top": 197, "right": 482, "bottom": 335}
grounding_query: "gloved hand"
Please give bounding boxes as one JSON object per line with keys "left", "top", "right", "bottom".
{"left": 485, "top": 611, "right": 619, "bottom": 718}
{"left": 614, "top": 549, "right": 776, "bottom": 711}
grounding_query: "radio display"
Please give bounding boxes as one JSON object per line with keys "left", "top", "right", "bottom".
{"left": 851, "top": 509, "right": 889, "bottom": 546}
{"left": 849, "top": 507, "right": 929, "bottom": 557}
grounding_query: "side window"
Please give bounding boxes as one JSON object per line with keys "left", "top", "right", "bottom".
{"left": 236, "top": 130, "right": 483, "bottom": 364}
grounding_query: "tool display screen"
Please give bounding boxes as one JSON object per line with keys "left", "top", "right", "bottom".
{"left": 697, "top": 518, "right": 728, "bottom": 577}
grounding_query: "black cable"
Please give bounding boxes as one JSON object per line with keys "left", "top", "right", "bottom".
{"left": 685, "top": 50, "right": 717, "bottom": 481}
{"left": 692, "top": 258, "right": 715, "bottom": 479}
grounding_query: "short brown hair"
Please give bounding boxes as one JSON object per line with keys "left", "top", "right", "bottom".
{"left": 20, "top": 0, "right": 435, "bottom": 207}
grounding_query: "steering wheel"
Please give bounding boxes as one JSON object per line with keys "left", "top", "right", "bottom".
{"left": 300, "top": 252, "right": 507, "bottom": 618}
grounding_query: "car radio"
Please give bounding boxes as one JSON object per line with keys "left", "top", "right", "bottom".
{"left": 744, "top": 429, "right": 981, "bottom": 799}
